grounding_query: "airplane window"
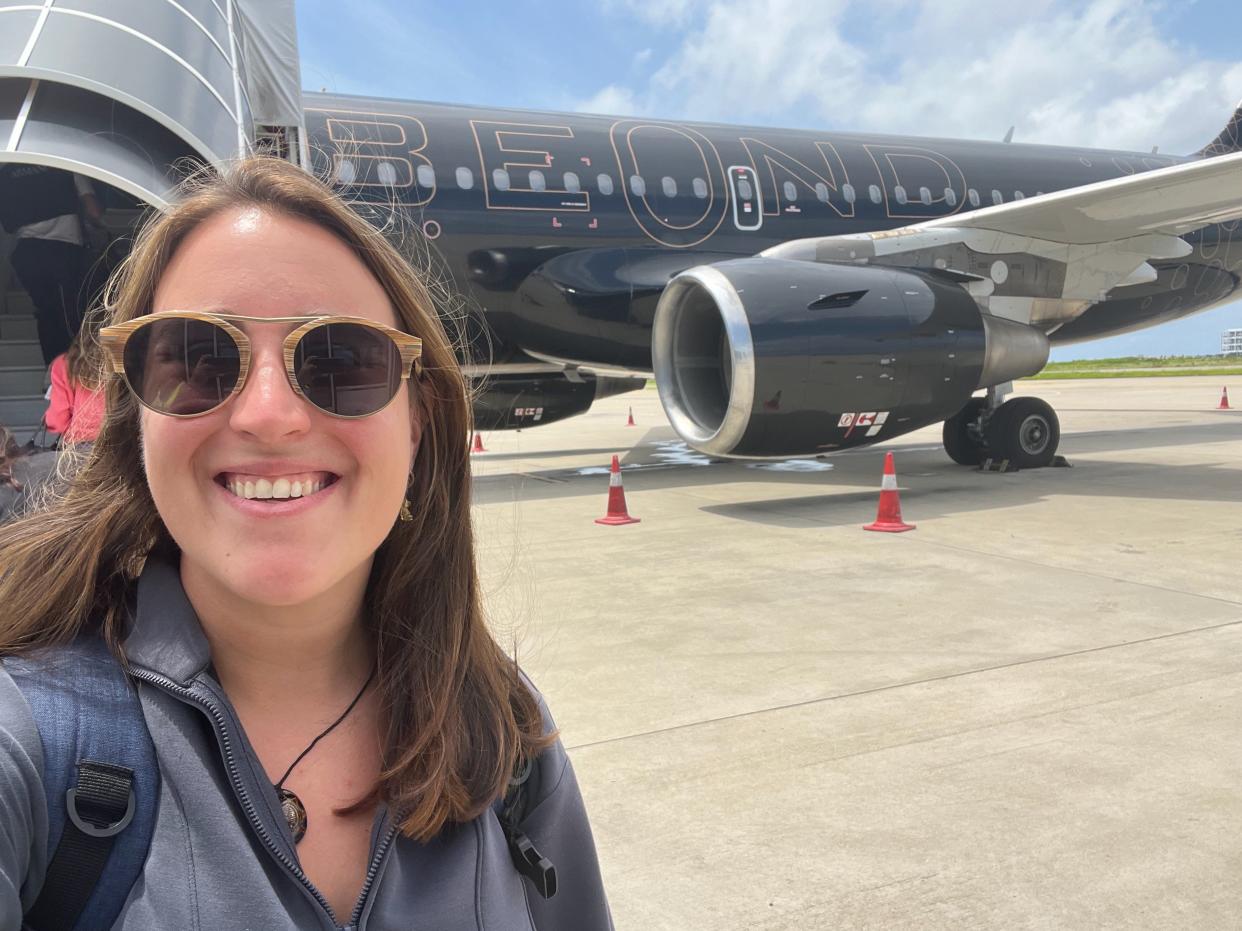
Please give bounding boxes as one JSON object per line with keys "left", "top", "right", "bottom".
{"left": 869, "top": 184, "right": 881, "bottom": 204}
{"left": 737, "top": 178, "right": 753, "bottom": 200}
{"left": 944, "top": 187, "right": 957, "bottom": 206}
{"left": 842, "top": 183, "right": 855, "bottom": 204}
{"left": 564, "top": 172, "right": 581, "bottom": 193}
{"left": 662, "top": 176, "right": 677, "bottom": 197}
{"left": 493, "top": 169, "right": 511, "bottom": 191}
{"left": 416, "top": 164, "right": 435, "bottom": 189}
{"left": 968, "top": 188, "right": 980, "bottom": 207}
{"left": 630, "top": 175, "right": 646, "bottom": 196}
{"left": 377, "top": 161, "right": 398, "bottom": 186}
{"left": 919, "top": 186, "right": 932, "bottom": 205}
{"left": 693, "top": 177, "right": 708, "bottom": 199}
{"left": 455, "top": 167, "right": 474, "bottom": 190}
{"left": 991, "top": 189, "right": 1003, "bottom": 205}
{"left": 1014, "top": 190, "right": 1026, "bottom": 200}
{"left": 529, "top": 170, "right": 546, "bottom": 192}
{"left": 815, "top": 182, "right": 830, "bottom": 203}
{"left": 335, "top": 159, "right": 356, "bottom": 185}
{"left": 894, "top": 185, "right": 907, "bottom": 205}
{"left": 597, "top": 173, "right": 614, "bottom": 195}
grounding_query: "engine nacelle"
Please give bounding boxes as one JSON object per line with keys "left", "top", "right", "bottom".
{"left": 472, "top": 372, "right": 646, "bottom": 431}
{"left": 651, "top": 258, "right": 1048, "bottom": 457}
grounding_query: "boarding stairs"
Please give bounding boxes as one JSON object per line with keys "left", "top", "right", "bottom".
{"left": 0, "top": 286, "right": 47, "bottom": 445}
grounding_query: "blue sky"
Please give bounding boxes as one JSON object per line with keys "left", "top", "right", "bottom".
{"left": 292, "top": 0, "right": 1242, "bottom": 360}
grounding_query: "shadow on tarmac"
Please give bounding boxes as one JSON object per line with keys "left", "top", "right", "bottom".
{"left": 472, "top": 418, "right": 1241, "bottom": 526}
{"left": 473, "top": 446, "right": 627, "bottom": 462}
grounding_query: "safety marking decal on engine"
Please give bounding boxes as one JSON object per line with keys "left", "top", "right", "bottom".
{"left": 514, "top": 407, "right": 545, "bottom": 420}
{"left": 839, "top": 411, "right": 889, "bottom": 439}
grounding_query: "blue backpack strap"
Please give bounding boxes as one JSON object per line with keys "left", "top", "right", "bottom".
{"left": 493, "top": 755, "right": 557, "bottom": 900}
{"left": 5, "top": 636, "right": 159, "bottom": 931}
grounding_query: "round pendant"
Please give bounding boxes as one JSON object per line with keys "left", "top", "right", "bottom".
{"left": 278, "top": 787, "right": 307, "bottom": 843}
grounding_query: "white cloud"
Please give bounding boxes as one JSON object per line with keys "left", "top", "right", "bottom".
{"left": 576, "top": 84, "right": 643, "bottom": 117}
{"left": 575, "top": 0, "right": 1242, "bottom": 155}
{"left": 602, "top": 0, "right": 710, "bottom": 29}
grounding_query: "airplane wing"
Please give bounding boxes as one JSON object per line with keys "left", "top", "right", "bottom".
{"left": 760, "top": 150, "right": 1242, "bottom": 328}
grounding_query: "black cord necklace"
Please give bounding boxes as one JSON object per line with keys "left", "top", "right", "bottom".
{"left": 274, "top": 665, "right": 377, "bottom": 844}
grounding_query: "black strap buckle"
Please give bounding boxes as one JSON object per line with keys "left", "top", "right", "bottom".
{"left": 506, "top": 829, "right": 557, "bottom": 899}
{"left": 65, "top": 761, "right": 136, "bottom": 838}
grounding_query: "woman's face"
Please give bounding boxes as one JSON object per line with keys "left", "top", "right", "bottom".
{"left": 142, "top": 206, "right": 421, "bottom": 607}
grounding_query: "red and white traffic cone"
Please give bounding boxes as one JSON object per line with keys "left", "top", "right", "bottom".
{"left": 595, "top": 455, "right": 640, "bottom": 526}
{"left": 626, "top": 406, "right": 636, "bottom": 426}
{"left": 1219, "top": 387, "right": 1231, "bottom": 410}
{"left": 863, "top": 452, "right": 915, "bottom": 533}
{"left": 471, "top": 433, "right": 487, "bottom": 453}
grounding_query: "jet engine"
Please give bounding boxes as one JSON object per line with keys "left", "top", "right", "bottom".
{"left": 651, "top": 258, "right": 1048, "bottom": 457}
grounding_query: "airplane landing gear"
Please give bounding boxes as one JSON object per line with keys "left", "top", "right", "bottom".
{"left": 987, "top": 396, "right": 1060, "bottom": 469}
{"left": 942, "top": 397, "right": 988, "bottom": 465}
{"left": 942, "top": 392, "right": 1061, "bottom": 469}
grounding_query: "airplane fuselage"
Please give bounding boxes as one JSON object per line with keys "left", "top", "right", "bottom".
{"left": 301, "top": 93, "right": 1242, "bottom": 371}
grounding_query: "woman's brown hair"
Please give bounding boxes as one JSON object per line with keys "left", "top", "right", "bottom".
{"left": 63, "top": 306, "right": 104, "bottom": 389}
{"left": 0, "top": 156, "right": 552, "bottom": 841}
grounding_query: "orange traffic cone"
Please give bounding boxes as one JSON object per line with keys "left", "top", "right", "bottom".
{"left": 863, "top": 452, "right": 915, "bottom": 533}
{"left": 595, "top": 455, "right": 640, "bottom": 525}
{"left": 626, "top": 406, "right": 636, "bottom": 426}
{"left": 471, "top": 433, "right": 487, "bottom": 453}
{"left": 1220, "top": 387, "right": 1231, "bottom": 410}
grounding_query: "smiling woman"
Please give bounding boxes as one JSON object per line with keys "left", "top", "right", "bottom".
{"left": 0, "top": 156, "right": 612, "bottom": 929}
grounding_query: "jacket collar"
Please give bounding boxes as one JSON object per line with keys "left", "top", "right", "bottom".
{"left": 123, "top": 550, "right": 213, "bottom": 686}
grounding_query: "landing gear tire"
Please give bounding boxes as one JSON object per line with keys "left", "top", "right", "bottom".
{"left": 942, "top": 397, "right": 989, "bottom": 466}
{"left": 985, "top": 397, "right": 1060, "bottom": 469}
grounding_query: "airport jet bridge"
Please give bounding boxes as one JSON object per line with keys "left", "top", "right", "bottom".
{"left": 0, "top": 0, "right": 307, "bottom": 440}
{"left": 0, "top": 0, "right": 307, "bottom": 203}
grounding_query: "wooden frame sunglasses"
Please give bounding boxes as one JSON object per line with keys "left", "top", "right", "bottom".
{"left": 99, "top": 311, "right": 424, "bottom": 418}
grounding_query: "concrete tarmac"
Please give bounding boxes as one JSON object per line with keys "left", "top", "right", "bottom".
{"left": 470, "top": 376, "right": 1242, "bottom": 930}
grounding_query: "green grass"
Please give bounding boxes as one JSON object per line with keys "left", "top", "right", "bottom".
{"left": 1041, "top": 354, "right": 1236, "bottom": 369}
{"left": 1035, "top": 367, "right": 1242, "bottom": 379}
{"left": 1033, "top": 354, "right": 1242, "bottom": 379}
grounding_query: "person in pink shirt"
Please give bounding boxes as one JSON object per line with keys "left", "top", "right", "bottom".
{"left": 45, "top": 318, "right": 105, "bottom": 444}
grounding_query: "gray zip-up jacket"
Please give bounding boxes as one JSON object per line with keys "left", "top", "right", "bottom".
{"left": 0, "top": 556, "right": 613, "bottom": 929}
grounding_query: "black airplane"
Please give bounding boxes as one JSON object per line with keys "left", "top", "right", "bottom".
{"left": 3, "top": 3, "right": 1241, "bottom": 467}
{"left": 295, "top": 94, "right": 1242, "bottom": 468}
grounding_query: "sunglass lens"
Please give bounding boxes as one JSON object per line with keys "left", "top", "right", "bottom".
{"left": 124, "top": 318, "right": 241, "bottom": 415}
{"left": 293, "top": 322, "right": 404, "bottom": 416}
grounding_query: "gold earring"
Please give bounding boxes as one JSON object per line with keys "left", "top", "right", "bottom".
{"left": 399, "top": 498, "right": 413, "bottom": 522}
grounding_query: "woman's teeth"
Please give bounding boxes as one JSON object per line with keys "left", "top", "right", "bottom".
{"left": 224, "top": 475, "right": 332, "bottom": 500}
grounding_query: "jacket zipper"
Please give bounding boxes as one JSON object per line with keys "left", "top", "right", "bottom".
{"left": 130, "top": 667, "right": 397, "bottom": 930}
{"left": 347, "top": 816, "right": 399, "bottom": 928}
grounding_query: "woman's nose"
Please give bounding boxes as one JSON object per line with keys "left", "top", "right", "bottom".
{"left": 226, "top": 346, "right": 311, "bottom": 440}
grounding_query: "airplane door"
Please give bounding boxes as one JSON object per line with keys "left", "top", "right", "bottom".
{"left": 728, "top": 165, "right": 762, "bottom": 231}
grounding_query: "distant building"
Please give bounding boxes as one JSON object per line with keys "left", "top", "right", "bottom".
{"left": 1224, "top": 328, "right": 1242, "bottom": 354}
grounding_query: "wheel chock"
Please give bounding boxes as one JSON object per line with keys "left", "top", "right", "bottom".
{"left": 977, "top": 458, "right": 1019, "bottom": 473}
